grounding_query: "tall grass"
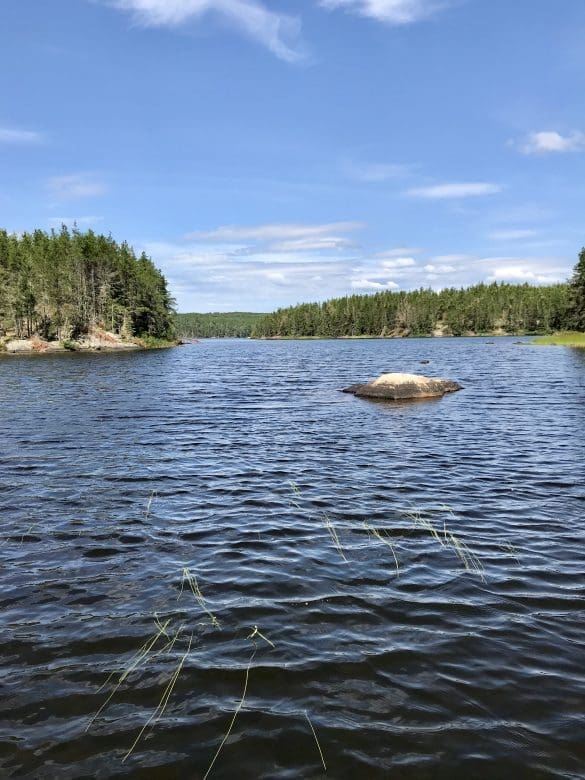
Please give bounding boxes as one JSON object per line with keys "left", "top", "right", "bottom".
{"left": 533, "top": 331, "right": 585, "bottom": 347}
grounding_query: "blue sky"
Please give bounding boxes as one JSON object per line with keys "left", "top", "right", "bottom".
{"left": 1, "top": 0, "right": 584, "bottom": 312}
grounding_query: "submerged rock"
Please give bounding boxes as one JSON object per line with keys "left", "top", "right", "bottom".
{"left": 342, "top": 372, "right": 462, "bottom": 401}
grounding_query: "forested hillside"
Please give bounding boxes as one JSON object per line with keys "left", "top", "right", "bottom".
{"left": 251, "top": 282, "right": 570, "bottom": 338}
{"left": 0, "top": 227, "right": 175, "bottom": 343}
{"left": 175, "top": 312, "right": 265, "bottom": 338}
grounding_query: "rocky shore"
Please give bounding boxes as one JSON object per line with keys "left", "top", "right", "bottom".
{"left": 0, "top": 329, "right": 176, "bottom": 355}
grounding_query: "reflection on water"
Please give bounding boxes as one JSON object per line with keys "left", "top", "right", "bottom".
{"left": 0, "top": 338, "right": 584, "bottom": 778}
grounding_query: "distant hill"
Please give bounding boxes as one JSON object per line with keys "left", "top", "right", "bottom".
{"left": 175, "top": 312, "right": 265, "bottom": 338}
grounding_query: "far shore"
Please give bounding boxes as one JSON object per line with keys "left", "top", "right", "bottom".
{"left": 252, "top": 332, "right": 534, "bottom": 341}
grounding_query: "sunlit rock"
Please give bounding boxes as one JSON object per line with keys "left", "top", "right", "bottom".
{"left": 342, "top": 372, "right": 462, "bottom": 401}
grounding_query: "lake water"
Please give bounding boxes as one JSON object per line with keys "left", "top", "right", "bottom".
{"left": 1, "top": 338, "right": 584, "bottom": 779}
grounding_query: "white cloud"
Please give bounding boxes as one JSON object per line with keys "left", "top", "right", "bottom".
{"left": 320, "top": 0, "right": 445, "bottom": 25}
{"left": 381, "top": 256, "right": 417, "bottom": 269}
{"left": 0, "top": 125, "right": 43, "bottom": 144}
{"left": 407, "top": 182, "right": 501, "bottom": 199}
{"left": 107, "top": 0, "right": 303, "bottom": 61}
{"left": 488, "top": 229, "right": 537, "bottom": 241}
{"left": 189, "top": 221, "right": 364, "bottom": 242}
{"left": 519, "top": 130, "right": 585, "bottom": 155}
{"left": 351, "top": 277, "right": 400, "bottom": 290}
{"left": 424, "top": 263, "right": 455, "bottom": 273}
{"left": 47, "top": 173, "right": 107, "bottom": 200}
{"left": 488, "top": 265, "right": 560, "bottom": 284}
{"left": 472, "top": 255, "right": 571, "bottom": 287}
{"left": 269, "top": 236, "right": 355, "bottom": 252}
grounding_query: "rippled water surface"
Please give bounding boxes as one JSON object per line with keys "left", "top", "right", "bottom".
{"left": 1, "top": 338, "right": 584, "bottom": 779}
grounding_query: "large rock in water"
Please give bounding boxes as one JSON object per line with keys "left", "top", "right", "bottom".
{"left": 342, "top": 372, "right": 462, "bottom": 401}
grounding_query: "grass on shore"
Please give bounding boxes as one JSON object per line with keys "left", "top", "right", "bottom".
{"left": 532, "top": 331, "right": 585, "bottom": 347}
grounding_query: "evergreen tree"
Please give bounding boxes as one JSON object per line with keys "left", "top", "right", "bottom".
{"left": 0, "top": 227, "right": 175, "bottom": 342}
{"left": 569, "top": 248, "right": 585, "bottom": 330}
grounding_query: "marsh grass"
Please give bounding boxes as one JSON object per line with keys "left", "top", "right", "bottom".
{"left": 122, "top": 630, "right": 194, "bottom": 762}
{"left": 178, "top": 567, "right": 221, "bottom": 629}
{"left": 363, "top": 520, "right": 400, "bottom": 577}
{"left": 322, "top": 512, "right": 348, "bottom": 562}
{"left": 404, "top": 506, "right": 485, "bottom": 581}
{"left": 533, "top": 331, "right": 585, "bottom": 347}
{"left": 305, "top": 711, "right": 327, "bottom": 771}
{"left": 90, "top": 567, "right": 220, "bottom": 758}
{"left": 289, "top": 481, "right": 348, "bottom": 562}
{"left": 203, "top": 627, "right": 275, "bottom": 780}
{"left": 144, "top": 491, "right": 157, "bottom": 521}
{"left": 87, "top": 616, "right": 172, "bottom": 733}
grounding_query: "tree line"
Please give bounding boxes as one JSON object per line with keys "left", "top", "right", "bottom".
{"left": 250, "top": 281, "right": 573, "bottom": 338}
{"left": 0, "top": 226, "right": 175, "bottom": 342}
{"left": 175, "top": 312, "right": 265, "bottom": 338}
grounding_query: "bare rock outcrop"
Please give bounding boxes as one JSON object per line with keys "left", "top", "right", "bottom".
{"left": 342, "top": 372, "right": 462, "bottom": 401}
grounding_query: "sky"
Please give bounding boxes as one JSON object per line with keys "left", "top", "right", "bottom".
{"left": 1, "top": 0, "right": 585, "bottom": 312}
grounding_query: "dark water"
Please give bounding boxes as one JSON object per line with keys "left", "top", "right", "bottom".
{"left": 1, "top": 338, "right": 584, "bottom": 779}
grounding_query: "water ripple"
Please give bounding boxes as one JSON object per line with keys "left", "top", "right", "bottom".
{"left": 1, "top": 338, "right": 584, "bottom": 777}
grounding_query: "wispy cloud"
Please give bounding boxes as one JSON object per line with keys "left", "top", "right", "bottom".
{"left": 376, "top": 246, "right": 422, "bottom": 258}
{"left": 424, "top": 262, "right": 455, "bottom": 274}
{"left": 47, "top": 173, "right": 107, "bottom": 200}
{"left": 406, "top": 182, "right": 501, "bottom": 199}
{"left": 0, "top": 125, "right": 43, "bottom": 144}
{"left": 188, "top": 221, "right": 364, "bottom": 243}
{"left": 488, "top": 228, "right": 537, "bottom": 241}
{"left": 381, "top": 256, "right": 417, "bottom": 269}
{"left": 106, "top": 0, "right": 304, "bottom": 61}
{"left": 320, "top": 0, "right": 446, "bottom": 25}
{"left": 269, "top": 236, "right": 356, "bottom": 252}
{"left": 351, "top": 277, "right": 399, "bottom": 290}
{"left": 142, "top": 238, "right": 356, "bottom": 311}
{"left": 517, "top": 130, "right": 585, "bottom": 155}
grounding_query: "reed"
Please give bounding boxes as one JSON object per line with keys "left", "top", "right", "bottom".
{"left": 178, "top": 567, "right": 221, "bottom": 629}
{"left": 203, "top": 627, "right": 275, "bottom": 779}
{"left": 405, "top": 506, "right": 485, "bottom": 580}
{"left": 305, "top": 711, "right": 327, "bottom": 772}
{"left": 362, "top": 520, "right": 400, "bottom": 577}
{"left": 289, "top": 481, "right": 348, "bottom": 562}
{"left": 144, "top": 490, "right": 157, "bottom": 520}
{"left": 123, "top": 630, "right": 194, "bottom": 762}
{"left": 87, "top": 616, "right": 171, "bottom": 732}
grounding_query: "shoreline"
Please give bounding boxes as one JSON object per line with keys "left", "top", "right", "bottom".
{"left": 252, "top": 333, "right": 535, "bottom": 341}
{"left": 0, "top": 331, "right": 179, "bottom": 356}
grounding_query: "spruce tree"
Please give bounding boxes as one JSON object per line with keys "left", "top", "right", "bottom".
{"left": 569, "top": 248, "right": 585, "bottom": 331}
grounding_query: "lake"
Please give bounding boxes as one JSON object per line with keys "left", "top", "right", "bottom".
{"left": 1, "top": 338, "right": 584, "bottom": 778}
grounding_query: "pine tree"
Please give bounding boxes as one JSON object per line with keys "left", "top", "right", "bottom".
{"left": 569, "top": 248, "right": 585, "bottom": 331}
